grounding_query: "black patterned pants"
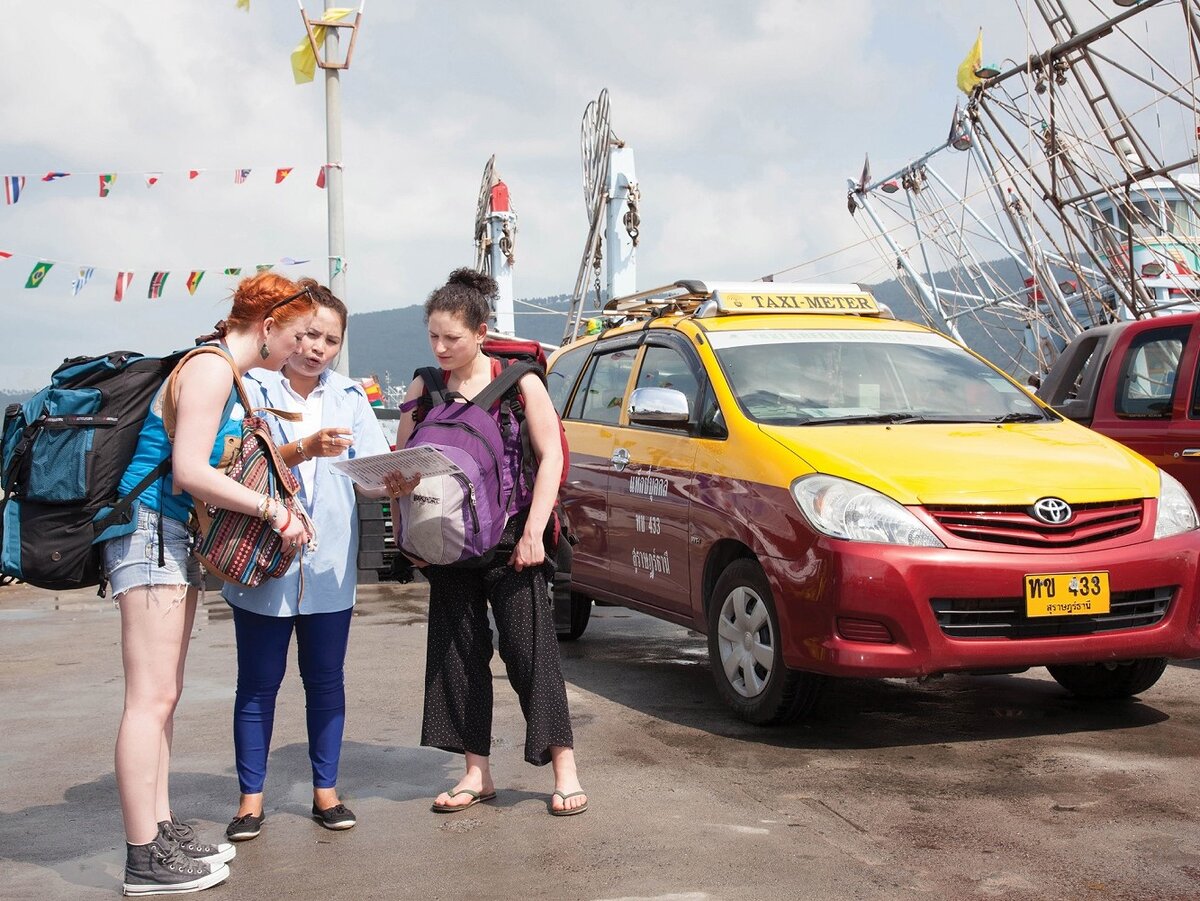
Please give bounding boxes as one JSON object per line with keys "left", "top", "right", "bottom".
{"left": 420, "top": 514, "right": 574, "bottom": 766}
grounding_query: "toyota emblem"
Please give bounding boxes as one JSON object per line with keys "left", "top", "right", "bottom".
{"left": 1032, "top": 497, "right": 1072, "bottom": 524}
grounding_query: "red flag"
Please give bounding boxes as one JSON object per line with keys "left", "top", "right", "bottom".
{"left": 0, "top": 251, "right": 12, "bottom": 259}
{"left": 275, "top": 167, "right": 294, "bottom": 184}
{"left": 114, "top": 272, "right": 134, "bottom": 302}
{"left": 189, "top": 169, "right": 202, "bottom": 180}
{"left": 316, "top": 166, "right": 326, "bottom": 189}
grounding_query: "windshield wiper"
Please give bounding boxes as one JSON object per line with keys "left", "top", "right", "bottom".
{"left": 989, "top": 411, "right": 1048, "bottom": 423}
{"left": 802, "top": 412, "right": 932, "bottom": 426}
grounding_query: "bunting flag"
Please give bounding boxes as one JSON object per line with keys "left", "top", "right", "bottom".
{"left": 224, "top": 267, "right": 243, "bottom": 275}
{"left": 148, "top": 271, "right": 168, "bottom": 299}
{"left": 71, "top": 267, "right": 96, "bottom": 297}
{"left": 279, "top": 256, "right": 309, "bottom": 265}
{"left": 25, "top": 261, "right": 53, "bottom": 289}
{"left": 99, "top": 173, "right": 117, "bottom": 197}
{"left": 42, "top": 172, "right": 70, "bottom": 182}
{"left": 0, "top": 251, "right": 12, "bottom": 259}
{"left": 331, "top": 256, "right": 344, "bottom": 279}
{"left": 189, "top": 169, "right": 202, "bottom": 179}
{"left": 5, "top": 176, "right": 25, "bottom": 205}
{"left": 114, "top": 271, "right": 134, "bottom": 302}
{"left": 316, "top": 166, "right": 326, "bottom": 189}
{"left": 360, "top": 377, "right": 384, "bottom": 407}
{"left": 144, "top": 172, "right": 162, "bottom": 188}
{"left": 234, "top": 168, "right": 251, "bottom": 184}
{"left": 275, "top": 167, "right": 293, "bottom": 184}
{"left": 957, "top": 29, "right": 984, "bottom": 95}
{"left": 236, "top": 0, "right": 250, "bottom": 9}
{"left": 255, "top": 263, "right": 273, "bottom": 273}
{"left": 186, "top": 271, "right": 205, "bottom": 295}
{"left": 291, "top": 8, "right": 354, "bottom": 85}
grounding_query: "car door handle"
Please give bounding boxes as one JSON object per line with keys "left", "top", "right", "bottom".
{"left": 1181, "top": 449, "right": 1200, "bottom": 457}
{"left": 611, "top": 447, "right": 630, "bottom": 471}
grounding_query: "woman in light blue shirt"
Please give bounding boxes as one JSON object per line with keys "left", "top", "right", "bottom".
{"left": 221, "top": 280, "right": 390, "bottom": 841}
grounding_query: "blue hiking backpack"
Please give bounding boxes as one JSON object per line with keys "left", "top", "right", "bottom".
{"left": 1, "top": 349, "right": 187, "bottom": 591}
{"left": 394, "top": 359, "right": 537, "bottom": 566}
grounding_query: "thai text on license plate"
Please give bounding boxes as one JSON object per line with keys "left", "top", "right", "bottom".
{"left": 1024, "top": 571, "right": 1110, "bottom": 617}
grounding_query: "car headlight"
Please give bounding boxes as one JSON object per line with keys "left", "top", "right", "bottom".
{"left": 790, "top": 474, "right": 944, "bottom": 547}
{"left": 1154, "top": 469, "right": 1199, "bottom": 539}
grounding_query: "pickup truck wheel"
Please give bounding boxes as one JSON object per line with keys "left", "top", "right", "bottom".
{"left": 707, "top": 559, "right": 824, "bottom": 725}
{"left": 1046, "top": 657, "right": 1168, "bottom": 699}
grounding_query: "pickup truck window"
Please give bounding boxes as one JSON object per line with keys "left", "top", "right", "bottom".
{"left": 1115, "top": 325, "right": 1188, "bottom": 418}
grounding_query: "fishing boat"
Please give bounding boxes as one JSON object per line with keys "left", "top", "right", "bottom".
{"left": 847, "top": 0, "right": 1200, "bottom": 379}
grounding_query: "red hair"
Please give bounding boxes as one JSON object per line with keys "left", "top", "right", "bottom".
{"left": 226, "top": 272, "right": 310, "bottom": 329}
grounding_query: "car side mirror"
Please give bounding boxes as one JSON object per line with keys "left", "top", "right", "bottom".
{"left": 628, "top": 387, "right": 690, "bottom": 428}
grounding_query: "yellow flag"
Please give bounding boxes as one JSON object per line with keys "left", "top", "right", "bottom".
{"left": 236, "top": 0, "right": 249, "bottom": 9}
{"left": 957, "top": 29, "right": 983, "bottom": 95}
{"left": 291, "top": 8, "right": 354, "bottom": 85}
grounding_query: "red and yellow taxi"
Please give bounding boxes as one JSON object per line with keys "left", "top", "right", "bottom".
{"left": 547, "top": 280, "right": 1200, "bottom": 723}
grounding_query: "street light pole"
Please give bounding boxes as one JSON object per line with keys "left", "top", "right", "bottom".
{"left": 298, "top": 1, "right": 362, "bottom": 375}
{"left": 323, "top": 0, "right": 348, "bottom": 375}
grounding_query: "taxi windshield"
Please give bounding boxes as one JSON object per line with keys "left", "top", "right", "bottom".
{"left": 708, "top": 328, "right": 1049, "bottom": 426}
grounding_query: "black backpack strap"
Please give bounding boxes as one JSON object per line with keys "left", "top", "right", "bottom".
{"left": 415, "top": 367, "right": 454, "bottom": 406}
{"left": 93, "top": 455, "right": 172, "bottom": 533}
{"left": 472, "top": 360, "right": 538, "bottom": 411}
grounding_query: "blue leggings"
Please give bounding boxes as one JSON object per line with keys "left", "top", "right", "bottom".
{"left": 230, "top": 605, "right": 353, "bottom": 794}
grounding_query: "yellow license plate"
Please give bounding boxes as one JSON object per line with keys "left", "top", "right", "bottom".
{"left": 1024, "top": 572, "right": 1110, "bottom": 617}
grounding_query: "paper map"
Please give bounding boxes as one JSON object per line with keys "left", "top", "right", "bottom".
{"left": 332, "top": 447, "right": 462, "bottom": 490}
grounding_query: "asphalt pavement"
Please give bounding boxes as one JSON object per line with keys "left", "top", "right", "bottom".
{"left": 1, "top": 580, "right": 1199, "bottom": 901}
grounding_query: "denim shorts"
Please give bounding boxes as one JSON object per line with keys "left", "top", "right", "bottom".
{"left": 103, "top": 507, "right": 203, "bottom": 599}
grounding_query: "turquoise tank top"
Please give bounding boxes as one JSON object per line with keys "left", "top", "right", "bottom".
{"left": 116, "top": 380, "right": 242, "bottom": 524}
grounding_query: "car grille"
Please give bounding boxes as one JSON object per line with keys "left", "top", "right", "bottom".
{"left": 930, "top": 586, "right": 1173, "bottom": 639}
{"left": 925, "top": 499, "right": 1144, "bottom": 548}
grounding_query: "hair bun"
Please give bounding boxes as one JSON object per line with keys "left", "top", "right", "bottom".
{"left": 446, "top": 267, "right": 497, "bottom": 298}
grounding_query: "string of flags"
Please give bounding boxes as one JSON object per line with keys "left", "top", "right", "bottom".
{"left": 0, "top": 253, "right": 329, "bottom": 301}
{"left": 1, "top": 166, "right": 338, "bottom": 204}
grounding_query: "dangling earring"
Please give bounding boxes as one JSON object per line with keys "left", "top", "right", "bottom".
{"left": 259, "top": 342, "right": 270, "bottom": 360}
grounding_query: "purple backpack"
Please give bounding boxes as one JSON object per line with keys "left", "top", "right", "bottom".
{"left": 394, "top": 360, "right": 536, "bottom": 566}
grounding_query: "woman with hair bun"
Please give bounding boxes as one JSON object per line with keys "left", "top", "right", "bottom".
{"left": 99, "top": 272, "right": 314, "bottom": 895}
{"left": 385, "top": 268, "right": 588, "bottom": 817}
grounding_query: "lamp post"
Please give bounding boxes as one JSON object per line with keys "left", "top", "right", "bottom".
{"left": 298, "top": 1, "right": 363, "bottom": 375}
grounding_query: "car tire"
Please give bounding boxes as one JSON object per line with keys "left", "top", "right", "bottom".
{"left": 558, "top": 593, "right": 593, "bottom": 642}
{"left": 1046, "top": 657, "right": 1168, "bottom": 699}
{"left": 707, "top": 558, "right": 824, "bottom": 725}
{"left": 552, "top": 537, "right": 591, "bottom": 641}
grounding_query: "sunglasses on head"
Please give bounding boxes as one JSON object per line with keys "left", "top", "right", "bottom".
{"left": 264, "top": 285, "right": 316, "bottom": 320}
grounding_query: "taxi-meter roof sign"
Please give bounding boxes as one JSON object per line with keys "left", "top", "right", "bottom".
{"left": 712, "top": 289, "right": 880, "bottom": 314}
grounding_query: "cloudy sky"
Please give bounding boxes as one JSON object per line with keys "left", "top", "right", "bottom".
{"left": 0, "top": 0, "right": 1142, "bottom": 387}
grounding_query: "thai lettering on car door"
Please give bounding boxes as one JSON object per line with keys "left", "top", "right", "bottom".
{"left": 605, "top": 337, "right": 700, "bottom": 619}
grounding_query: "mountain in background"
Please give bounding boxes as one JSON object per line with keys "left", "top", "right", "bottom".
{"left": 346, "top": 273, "right": 1029, "bottom": 393}
{"left": 2, "top": 273, "right": 1029, "bottom": 404}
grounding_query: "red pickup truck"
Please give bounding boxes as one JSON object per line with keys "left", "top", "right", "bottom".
{"left": 1039, "top": 312, "right": 1200, "bottom": 504}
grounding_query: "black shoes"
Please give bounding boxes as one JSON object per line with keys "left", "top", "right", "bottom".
{"left": 122, "top": 836, "right": 229, "bottom": 896}
{"left": 311, "top": 802, "right": 357, "bottom": 830}
{"left": 225, "top": 812, "right": 264, "bottom": 842}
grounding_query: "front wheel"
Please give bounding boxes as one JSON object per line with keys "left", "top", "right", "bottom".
{"left": 706, "top": 558, "right": 824, "bottom": 725}
{"left": 1046, "top": 657, "right": 1168, "bottom": 699}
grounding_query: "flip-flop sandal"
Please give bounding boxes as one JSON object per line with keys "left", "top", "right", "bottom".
{"left": 430, "top": 788, "right": 497, "bottom": 813}
{"left": 550, "top": 790, "right": 589, "bottom": 817}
